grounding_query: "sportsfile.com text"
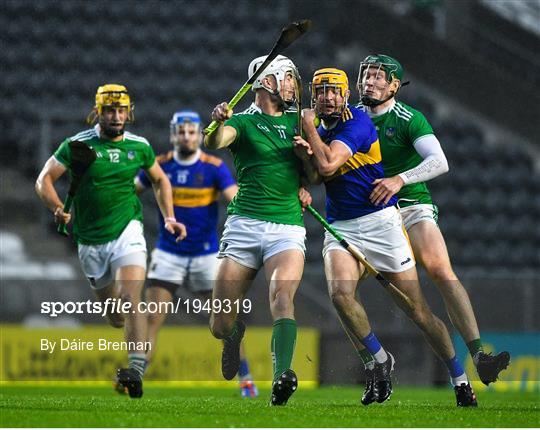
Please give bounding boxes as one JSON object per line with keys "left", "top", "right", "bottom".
{"left": 41, "top": 298, "right": 252, "bottom": 318}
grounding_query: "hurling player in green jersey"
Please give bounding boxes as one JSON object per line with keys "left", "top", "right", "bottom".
{"left": 205, "top": 55, "right": 314, "bottom": 406}
{"left": 36, "top": 84, "right": 186, "bottom": 398}
{"left": 357, "top": 55, "right": 510, "bottom": 391}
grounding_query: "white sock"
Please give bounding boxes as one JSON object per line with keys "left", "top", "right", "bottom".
{"left": 373, "top": 348, "right": 388, "bottom": 364}
{"left": 451, "top": 373, "right": 469, "bottom": 386}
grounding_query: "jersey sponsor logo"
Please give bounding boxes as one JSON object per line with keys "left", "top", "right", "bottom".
{"left": 106, "top": 149, "right": 121, "bottom": 163}
{"left": 172, "top": 187, "right": 218, "bottom": 207}
{"left": 256, "top": 124, "right": 271, "bottom": 133}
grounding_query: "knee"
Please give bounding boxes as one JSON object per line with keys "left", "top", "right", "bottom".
{"left": 209, "top": 315, "right": 234, "bottom": 339}
{"left": 425, "top": 261, "right": 455, "bottom": 282}
{"left": 120, "top": 291, "right": 140, "bottom": 306}
{"left": 270, "top": 288, "right": 295, "bottom": 315}
{"left": 106, "top": 314, "right": 125, "bottom": 328}
{"left": 147, "top": 312, "right": 162, "bottom": 326}
{"left": 329, "top": 287, "right": 354, "bottom": 310}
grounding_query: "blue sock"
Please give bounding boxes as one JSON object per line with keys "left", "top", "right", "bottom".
{"left": 238, "top": 358, "right": 250, "bottom": 378}
{"left": 445, "top": 356, "right": 465, "bottom": 378}
{"left": 361, "top": 332, "right": 388, "bottom": 363}
{"left": 361, "top": 332, "right": 382, "bottom": 356}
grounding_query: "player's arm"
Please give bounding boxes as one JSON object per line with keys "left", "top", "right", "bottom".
{"left": 298, "top": 186, "right": 312, "bottom": 212}
{"left": 144, "top": 161, "right": 187, "bottom": 241}
{"left": 293, "top": 138, "right": 323, "bottom": 185}
{"left": 35, "top": 156, "right": 71, "bottom": 225}
{"left": 134, "top": 177, "right": 146, "bottom": 195}
{"left": 221, "top": 184, "right": 238, "bottom": 203}
{"left": 370, "top": 135, "right": 449, "bottom": 205}
{"left": 300, "top": 108, "right": 351, "bottom": 176}
{"left": 204, "top": 102, "right": 237, "bottom": 149}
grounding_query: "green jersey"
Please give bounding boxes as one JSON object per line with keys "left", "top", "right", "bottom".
{"left": 54, "top": 126, "right": 156, "bottom": 245}
{"left": 363, "top": 101, "right": 435, "bottom": 207}
{"left": 224, "top": 103, "right": 303, "bottom": 226}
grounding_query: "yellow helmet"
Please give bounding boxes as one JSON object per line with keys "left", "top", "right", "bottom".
{"left": 87, "top": 84, "right": 134, "bottom": 124}
{"left": 311, "top": 68, "right": 350, "bottom": 120}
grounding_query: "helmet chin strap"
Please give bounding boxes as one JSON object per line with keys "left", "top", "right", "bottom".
{"left": 361, "top": 91, "right": 395, "bottom": 107}
{"left": 102, "top": 126, "right": 125, "bottom": 138}
{"left": 361, "top": 80, "right": 409, "bottom": 107}
{"left": 267, "top": 88, "right": 295, "bottom": 111}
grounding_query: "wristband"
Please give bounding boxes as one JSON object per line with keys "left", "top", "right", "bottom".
{"left": 164, "top": 217, "right": 176, "bottom": 223}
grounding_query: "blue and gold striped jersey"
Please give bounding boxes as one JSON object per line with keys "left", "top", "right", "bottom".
{"left": 138, "top": 150, "right": 236, "bottom": 256}
{"left": 319, "top": 106, "right": 397, "bottom": 222}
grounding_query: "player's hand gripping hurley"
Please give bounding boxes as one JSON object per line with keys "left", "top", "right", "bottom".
{"left": 57, "top": 140, "right": 97, "bottom": 236}
{"left": 306, "top": 205, "right": 415, "bottom": 312}
{"left": 204, "top": 19, "right": 312, "bottom": 136}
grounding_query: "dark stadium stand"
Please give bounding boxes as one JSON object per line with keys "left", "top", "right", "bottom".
{"left": 2, "top": 0, "right": 538, "bottom": 270}
{"left": 1, "top": 0, "right": 538, "bottom": 385}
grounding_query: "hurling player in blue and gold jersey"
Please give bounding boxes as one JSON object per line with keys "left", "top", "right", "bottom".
{"left": 135, "top": 111, "right": 257, "bottom": 398}
{"left": 295, "top": 69, "right": 470, "bottom": 407}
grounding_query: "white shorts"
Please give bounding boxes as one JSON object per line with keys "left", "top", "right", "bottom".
{"left": 147, "top": 248, "right": 218, "bottom": 293}
{"left": 322, "top": 207, "right": 415, "bottom": 273}
{"left": 399, "top": 203, "right": 439, "bottom": 231}
{"left": 77, "top": 220, "right": 147, "bottom": 289}
{"left": 218, "top": 215, "right": 306, "bottom": 270}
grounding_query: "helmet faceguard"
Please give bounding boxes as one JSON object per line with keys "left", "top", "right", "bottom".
{"left": 311, "top": 68, "right": 350, "bottom": 121}
{"left": 170, "top": 110, "right": 202, "bottom": 156}
{"left": 170, "top": 110, "right": 201, "bottom": 135}
{"left": 248, "top": 55, "right": 300, "bottom": 109}
{"left": 87, "top": 84, "right": 134, "bottom": 127}
{"left": 357, "top": 54, "right": 407, "bottom": 107}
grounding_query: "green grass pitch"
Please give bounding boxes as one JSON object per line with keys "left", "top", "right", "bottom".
{"left": 1, "top": 385, "right": 538, "bottom": 427}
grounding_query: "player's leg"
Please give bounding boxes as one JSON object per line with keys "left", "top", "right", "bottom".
{"left": 324, "top": 248, "right": 393, "bottom": 405}
{"left": 262, "top": 221, "right": 307, "bottom": 406}
{"left": 107, "top": 220, "right": 149, "bottom": 398}
{"left": 114, "top": 261, "right": 147, "bottom": 398}
{"left": 145, "top": 284, "right": 174, "bottom": 364}
{"left": 382, "top": 267, "right": 476, "bottom": 406}
{"left": 93, "top": 281, "right": 125, "bottom": 328}
{"left": 237, "top": 343, "right": 258, "bottom": 398}
{"left": 210, "top": 257, "right": 256, "bottom": 380}
{"left": 359, "top": 206, "right": 475, "bottom": 406}
{"left": 144, "top": 249, "right": 186, "bottom": 366}
{"left": 192, "top": 252, "right": 258, "bottom": 398}
{"left": 78, "top": 243, "right": 125, "bottom": 327}
{"left": 406, "top": 216, "right": 510, "bottom": 385}
{"left": 212, "top": 215, "right": 261, "bottom": 380}
{"left": 264, "top": 249, "right": 304, "bottom": 406}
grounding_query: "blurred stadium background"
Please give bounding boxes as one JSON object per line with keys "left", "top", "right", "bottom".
{"left": 1, "top": 0, "right": 539, "bottom": 390}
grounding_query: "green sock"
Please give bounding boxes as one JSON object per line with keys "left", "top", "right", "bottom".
{"left": 358, "top": 349, "right": 375, "bottom": 370}
{"left": 466, "top": 338, "right": 484, "bottom": 358}
{"left": 271, "top": 318, "right": 297, "bottom": 381}
{"left": 224, "top": 321, "right": 239, "bottom": 342}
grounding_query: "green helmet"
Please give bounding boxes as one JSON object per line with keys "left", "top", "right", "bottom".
{"left": 359, "top": 54, "right": 404, "bottom": 82}
{"left": 357, "top": 54, "right": 405, "bottom": 107}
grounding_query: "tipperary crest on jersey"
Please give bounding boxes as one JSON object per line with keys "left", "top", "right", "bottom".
{"left": 385, "top": 127, "right": 395, "bottom": 138}
{"left": 127, "top": 150, "right": 135, "bottom": 160}
{"left": 195, "top": 173, "right": 205, "bottom": 185}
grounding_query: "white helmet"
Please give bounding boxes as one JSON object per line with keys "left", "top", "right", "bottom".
{"left": 248, "top": 54, "right": 299, "bottom": 94}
